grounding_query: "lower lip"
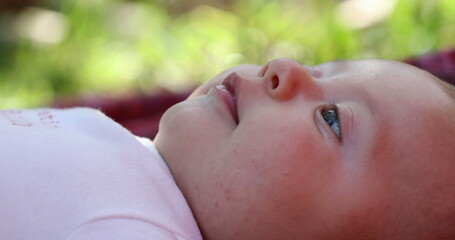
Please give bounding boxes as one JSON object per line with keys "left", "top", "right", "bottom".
{"left": 214, "top": 85, "right": 238, "bottom": 123}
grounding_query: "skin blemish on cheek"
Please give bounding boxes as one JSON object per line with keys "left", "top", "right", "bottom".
{"left": 224, "top": 187, "right": 233, "bottom": 201}
{"left": 250, "top": 159, "right": 258, "bottom": 167}
{"left": 224, "top": 187, "right": 232, "bottom": 195}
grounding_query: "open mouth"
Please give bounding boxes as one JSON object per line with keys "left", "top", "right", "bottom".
{"left": 214, "top": 73, "right": 239, "bottom": 124}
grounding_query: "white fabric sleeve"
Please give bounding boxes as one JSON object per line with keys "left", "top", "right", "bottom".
{"left": 66, "top": 217, "right": 187, "bottom": 240}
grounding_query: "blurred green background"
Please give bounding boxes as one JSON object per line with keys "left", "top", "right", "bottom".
{"left": 0, "top": 0, "right": 454, "bottom": 108}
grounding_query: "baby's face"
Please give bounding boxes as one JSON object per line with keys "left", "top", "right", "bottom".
{"left": 155, "top": 59, "right": 455, "bottom": 239}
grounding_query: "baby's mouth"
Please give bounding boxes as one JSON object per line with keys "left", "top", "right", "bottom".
{"left": 215, "top": 73, "right": 239, "bottom": 124}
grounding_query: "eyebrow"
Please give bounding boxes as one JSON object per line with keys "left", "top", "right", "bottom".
{"left": 360, "top": 87, "right": 378, "bottom": 116}
{"left": 432, "top": 75, "right": 455, "bottom": 102}
{"left": 408, "top": 64, "right": 455, "bottom": 98}
{"left": 331, "top": 74, "right": 379, "bottom": 117}
{"left": 340, "top": 83, "right": 380, "bottom": 156}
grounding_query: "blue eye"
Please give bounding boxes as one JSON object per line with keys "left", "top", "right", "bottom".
{"left": 322, "top": 108, "right": 341, "bottom": 138}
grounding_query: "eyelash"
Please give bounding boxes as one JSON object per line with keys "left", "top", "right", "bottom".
{"left": 321, "top": 104, "right": 341, "bottom": 139}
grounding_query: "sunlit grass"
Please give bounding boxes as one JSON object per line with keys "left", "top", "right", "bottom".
{"left": 0, "top": 0, "right": 454, "bottom": 108}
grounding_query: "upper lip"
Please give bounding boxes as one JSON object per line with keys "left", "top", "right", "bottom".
{"left": 221, "top": 72, "right": 239, "bottom": 123}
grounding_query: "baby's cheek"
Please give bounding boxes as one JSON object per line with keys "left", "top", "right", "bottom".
{"left": 316, "top": 172, "right": 391, "bottom": 238}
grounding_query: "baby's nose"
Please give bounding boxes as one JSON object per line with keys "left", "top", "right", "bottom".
{"left": 258, "top": 58, "right": 317, "bottom": 100}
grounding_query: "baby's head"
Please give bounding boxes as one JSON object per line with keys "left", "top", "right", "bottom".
{"left": 154, "top": 59, "right": 455, "bottom": 239}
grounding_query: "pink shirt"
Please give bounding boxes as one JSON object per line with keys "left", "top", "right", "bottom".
{"left": 0, "top": 108, "right": 202, "bottom": 240}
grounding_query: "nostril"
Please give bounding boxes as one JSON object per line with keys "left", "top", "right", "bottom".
{"left": 271, "top": 75, "right": 279, "bottom": 89}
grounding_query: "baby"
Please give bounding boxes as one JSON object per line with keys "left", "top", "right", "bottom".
{"left": 1, "top": 58, "right": 454, "bottom": 240}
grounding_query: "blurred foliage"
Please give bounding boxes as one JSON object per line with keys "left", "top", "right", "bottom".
{"left": 0, "top": 0, "right": 454, "bottom": 108}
